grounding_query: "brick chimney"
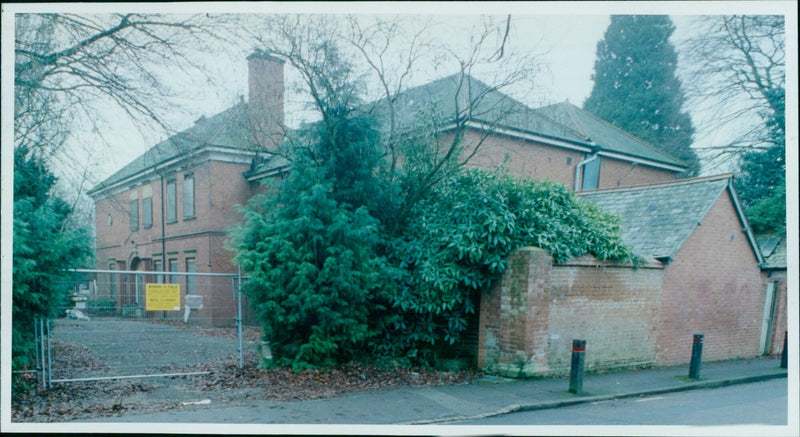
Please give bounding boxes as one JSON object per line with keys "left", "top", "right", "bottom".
{"left": 247, "top": 51, "right": 285, "bottom": 150}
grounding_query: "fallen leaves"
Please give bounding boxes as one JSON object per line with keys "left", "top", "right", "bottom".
{"left": 181, "top": 358, "right": 478, "bottom": 402}
{"left": 12, "top": 325, "right": 479, "bottom": 423}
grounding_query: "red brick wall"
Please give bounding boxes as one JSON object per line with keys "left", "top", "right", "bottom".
{"left": 478, "top": 248, "right": 663, "bottom": 377}
{"left": 459, "top": 129, "right": 679, "bottom": 189}
{"left": 768, "top": 271, "right": 788, "bottom": 355}
{"left": 93, "top": 158, "right": 253, "bottom": 326}
{"left": 463, "top": 130, "right": 583, "bottom": 187}
{"left": 655, "top": 192, "right": 765, "bottom": 365}
{"left": 597, "top": 157, "right": 679, "bottom": 189}
{"left": 547, "top": 257, "right": 663, "bottom": 371}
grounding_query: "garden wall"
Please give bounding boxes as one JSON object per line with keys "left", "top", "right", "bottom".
{"left": 478, "top": 247, "right": 664, "bottom": 377}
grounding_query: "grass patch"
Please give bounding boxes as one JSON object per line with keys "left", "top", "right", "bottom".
{"left": 674, "top": 375, "right": 706, "bottom": 383}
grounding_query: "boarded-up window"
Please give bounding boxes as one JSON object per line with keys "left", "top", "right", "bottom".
{"left": 166, "top": 179, "right": 177, "bottom": 222}
{"left": 129, "top": 191, "right": 138, "bottom": 231}
{"left": 169, "top": 258, "right": 178, "bottom": 284}
{"left": 142, "top": 185, "right": 152, "bottom": 228}
{"left": 582, "top": 157, "right": 600, "bottom": 191}
{"left": 183, "top": 173, "right": 195, "bottom": 218}
{"left": 186, "top": 257, "right": 196, "bottom": 294}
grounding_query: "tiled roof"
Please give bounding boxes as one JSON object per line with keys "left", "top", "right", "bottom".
{"left": 381, "top": 75, "right": 687, "bottom": 168}
{"left": 578, "top": 175, "right": 733, "bottom": 259}
{"left": 244, "top": 153, "right": 291, "bottom": 180}
{"left": 91, "top": 72, "right": 688, "bottom": 194}
{"left": 534, "top": 102, "right": 687, "bottom": 167}
{"left": 88, "top": 103, "right": 257, "bottom": 195}
{"left": 756, "top": 234, "right": 787, "bottom": 269}
{"left": 378, "top": 74, "right": 583, "bottom": 141}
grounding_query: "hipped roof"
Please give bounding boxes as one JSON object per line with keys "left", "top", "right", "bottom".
{"left": 90, "top": 72, "right": 687, "bottom": 195}
{"left": 88, "top": 103, "right": 256, "bottom": 196}
{"left": 379, "top": 74, "right": 687, "bottom": 168}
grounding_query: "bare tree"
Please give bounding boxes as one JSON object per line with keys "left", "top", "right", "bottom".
{"left": 242, "top": 14, "right": 543, "bottom": 227}
{"left": 14, "top": 12, "right": 240, "bottom": 229}
{"left": 680, "top": 15, "right": 785, "bottom": 170}
{"left": 14, "top": 13, "right": 238, "bottom": 151}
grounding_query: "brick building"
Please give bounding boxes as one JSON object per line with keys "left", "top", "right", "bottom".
{"left": 478, "top": 174, "right": 786, "bottom": 375}
{"left": 87, "top": 53, "right": 288, "bottom": 325}
{"left": 89, "top": 52, "right": 691, "bottom": 326}
{"left": 581, "top": 174, "right": 774, "bottom": 365}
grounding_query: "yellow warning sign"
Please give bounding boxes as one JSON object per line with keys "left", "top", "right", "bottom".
{"left": 146, "top": 283, "right": 181, "bottom": 311}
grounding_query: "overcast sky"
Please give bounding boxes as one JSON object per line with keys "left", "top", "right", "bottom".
{"left": 2, "top": 2, "right": 796, "bottom": 185}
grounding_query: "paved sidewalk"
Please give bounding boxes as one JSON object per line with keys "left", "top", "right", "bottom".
{"left": 84, "top": 357, "right": 787, "bottom": 425}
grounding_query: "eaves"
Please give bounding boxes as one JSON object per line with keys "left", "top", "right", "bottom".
{"left": 88, "top": 145, "right": 259, "bottom": 200}
{"left": 456, "top": 119, "right": 688, "bottom": 173}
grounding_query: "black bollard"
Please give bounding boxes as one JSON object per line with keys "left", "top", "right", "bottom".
{"left": 569, "top": 339, "right": 587, "bottom": 394}
{"left": 781, "top": 331, "right": 788, "bottom": 369}
{"left": 688, "top": 334, "right": 703, "bottom": 380}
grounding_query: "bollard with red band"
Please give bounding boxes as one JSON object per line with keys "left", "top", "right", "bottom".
{"left": 689, "top": 334, "right": 703, "bottom": 380}
{"left": 569, "top": 339, "right": 587, "bottom": 394}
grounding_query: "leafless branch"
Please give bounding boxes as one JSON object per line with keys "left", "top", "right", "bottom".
{"left": 679, "top": 14, "right": 785, "bottom": 169}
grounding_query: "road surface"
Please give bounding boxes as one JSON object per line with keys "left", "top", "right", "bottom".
{"left": 456, "top": 379, "right": 788, "bottom": 426}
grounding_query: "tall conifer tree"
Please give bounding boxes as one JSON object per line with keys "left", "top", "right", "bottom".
{"left": 584, "top": 15, "right": 700, "bottom": 176}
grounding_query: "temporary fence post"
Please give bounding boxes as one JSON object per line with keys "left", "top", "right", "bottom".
{"left": 47, "top": 318, "right": 52, "bottom": 388}
{"left": 781, "top": 331, "right": 788, "bottom": 369}
{"left": 689, "top": 334, "right": 703, "bottom": 380}
{"left": 40, "top": 318, "right": 46, "bottom": 388}
{"left": 569, "top": 339, "right": 586, "bottom": 395}
{"left": 135, "top": 273, "right": 141, "bottom": 305}
{"left": 237, "top": 267, "right": 243, "bottom": 369}
{"left": 34, "top": 316, "right": 40, "bottom": 386}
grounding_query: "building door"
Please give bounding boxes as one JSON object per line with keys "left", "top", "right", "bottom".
{"left": 759, "top": 281, "right": 778, "bottom": 355}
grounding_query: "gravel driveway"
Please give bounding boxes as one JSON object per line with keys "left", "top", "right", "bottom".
{"left": 49, "top": 318, "right": 254, "bottom": 380}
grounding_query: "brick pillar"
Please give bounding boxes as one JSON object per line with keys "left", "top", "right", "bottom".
{"left": 478, "top": 247, "right": 553, "bottom": 377}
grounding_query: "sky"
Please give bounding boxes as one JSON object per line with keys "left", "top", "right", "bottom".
{"left": 80, "top": 12, "right": 616, "bottom": 184}
{"left": 3, "top": 2, "right": 794, "bottom": 187}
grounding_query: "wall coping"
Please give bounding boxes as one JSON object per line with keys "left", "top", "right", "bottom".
{"left": 513, "top": 247, "right": 663, "bottom": 269}
{"left": 556, "top": 255, "right": 663, "bottom": 269}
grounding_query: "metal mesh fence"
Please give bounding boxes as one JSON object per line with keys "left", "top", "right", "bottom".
{"left": 39, "top": 269, "right": 256, "bottom": 385}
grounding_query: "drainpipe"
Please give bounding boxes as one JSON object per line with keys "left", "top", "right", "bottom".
{"left": 574, "top": 153, "right": 599, "bottom": 192}
{"left": 160, "top": 171, "right": 167, "bottom": 277}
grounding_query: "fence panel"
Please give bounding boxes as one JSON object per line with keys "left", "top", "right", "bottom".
{"left": 45, "top": 269, "right": 250, "bottom": 385}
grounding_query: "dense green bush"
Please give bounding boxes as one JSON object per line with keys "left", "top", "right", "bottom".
{"left": 388, "top": 169, "right": 636, "bottom": 360}
{"left": 13, "top": 145, "right": 92, "bottom": 371}
{"left": 230, "top": 113, "right": 399, "bottom": 370}
{"left": 232, "top": 177, "right": 396, "bottom": 370}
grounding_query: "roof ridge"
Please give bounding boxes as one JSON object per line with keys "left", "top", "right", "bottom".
{"left": 578, "top": 173, "right": 733, "bottom": 196}
{"left": 398, "top": 72, "right": 476, "bottom": 99}
{"left": 562, "top": 101, "right": 591, "bottom": 140}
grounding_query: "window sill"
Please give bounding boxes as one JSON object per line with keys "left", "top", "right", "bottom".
{"left": 166, "top": 220, "right": 178, "bottom": 225}
{"left": 183, "top": 215, "right": 197, "bottom": 221}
